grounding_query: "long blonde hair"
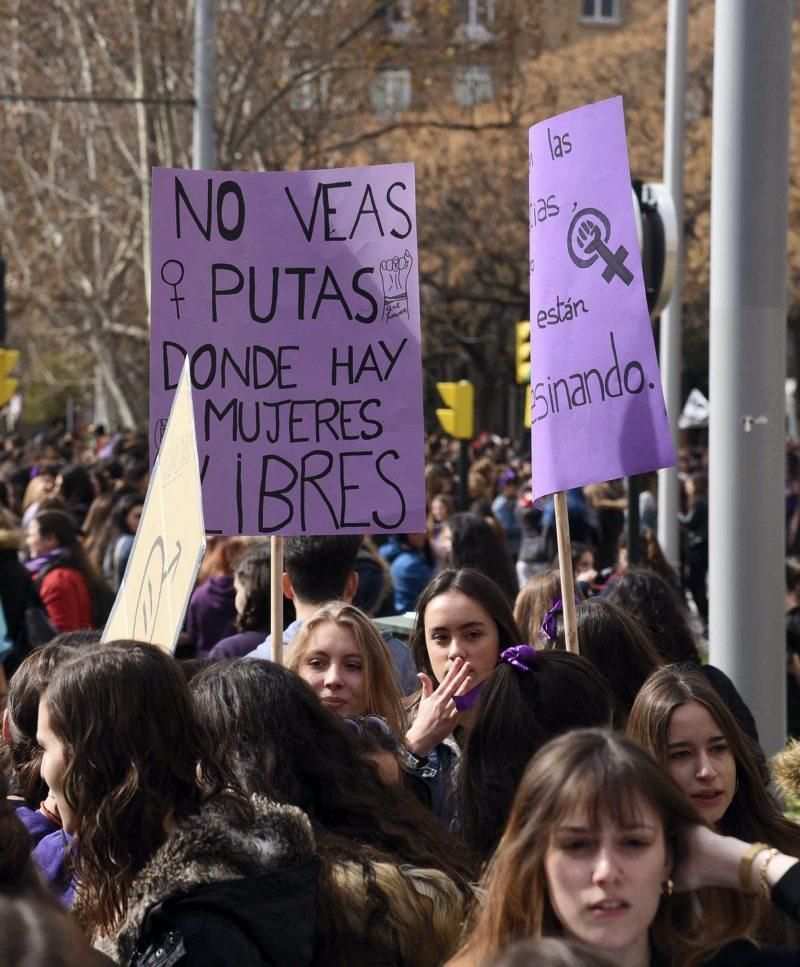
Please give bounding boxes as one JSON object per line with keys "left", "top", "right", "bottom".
{"left": 288, "top": 601, "right": 407, "bottom": 738}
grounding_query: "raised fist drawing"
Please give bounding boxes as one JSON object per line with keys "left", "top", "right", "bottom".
{"left": 380, "top": 249, "right": 414, "bottom": 303}
{"left": 576, "top": 219, "right": 601, "bottom": 254}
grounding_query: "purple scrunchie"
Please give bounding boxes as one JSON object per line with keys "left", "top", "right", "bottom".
{"left": 498, "top": 644, "right": 538, "bottom": 673}
{"left": 452, "top": 644, "right": 539, "bottom": 711}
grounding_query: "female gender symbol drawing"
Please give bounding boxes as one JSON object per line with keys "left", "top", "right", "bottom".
{"left": 161, "top": 259, "right": 185, "bottom": 320}
{"left": 567, "top": 208, "right": 633, "bottom": 286}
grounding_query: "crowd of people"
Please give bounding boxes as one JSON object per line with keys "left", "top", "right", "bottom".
{"left": 2, "top": 425, "right": 800, "bottom": 964}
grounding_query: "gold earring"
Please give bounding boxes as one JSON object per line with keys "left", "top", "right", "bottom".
{"left": 661, "top": 879, "right": 674, "bottom": 897}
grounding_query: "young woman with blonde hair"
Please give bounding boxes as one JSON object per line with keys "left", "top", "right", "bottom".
{"left": 287, "top": 600, "right": 406, "bottom": 739}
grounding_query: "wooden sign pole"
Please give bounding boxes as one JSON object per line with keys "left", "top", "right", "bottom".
{"left": 270, "top": 535, "right": 284, "bottom": 665}
{"left": 553, "top": 491, "right": 579, "bottom": 654}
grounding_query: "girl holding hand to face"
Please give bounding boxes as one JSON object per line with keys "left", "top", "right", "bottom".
{"left": 454, "top": 729, "right": 800, "bottom": 967}
{"left": 406, "top": 568, "right": 522, "bottom": 824}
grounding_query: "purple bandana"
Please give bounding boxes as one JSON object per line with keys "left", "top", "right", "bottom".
{"left": 499, "top": 644, "right": 539, "bottom": 673}
{"left": 540, "top": 595, "right": 581, "bottom": 641}
{"left": 453, "top": 681, "right": 486, "bottom": 712}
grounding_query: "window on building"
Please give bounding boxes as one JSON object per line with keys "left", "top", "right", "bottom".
{"left": 453, "top": 64, "right": 494, "bottom": 107}
{"left": 385, "top": 0, "right": 413, "bottom": 39}
{"left": 371, "top": 68, "right": 412, "bottom": 116}
{"left": 455, "top": 0, "right": 495, "bottom": 42}
{"left": 288, "top": 62, "right": 329, "bottom": 111}
{"left": 580, "top": 0, "right": 620, "bottom": 25}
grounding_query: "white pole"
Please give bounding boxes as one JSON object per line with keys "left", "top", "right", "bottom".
{"left": 708, "top": 0, "right": 792, "bottom": 754}
{"left": 657, "top": 0, "right": 688, "bottom": 569}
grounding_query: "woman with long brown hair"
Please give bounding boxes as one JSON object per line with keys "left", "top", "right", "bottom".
{"left": 190, "top": 658, "right": 474, "bottom": 965}
{"left": 628, "top": 664, "right": 800, "bottom": 943}
{"left": 406, "top": 567, "right": 522, "bottom": 824}
{"left": 458, "top": 648, "right": 612, "bottom": 865}
{"left": 36, "top": 640, "right": 318, "bottom": 965}
{"left": 453, "top": 729, "right": 800, "bottom": 966}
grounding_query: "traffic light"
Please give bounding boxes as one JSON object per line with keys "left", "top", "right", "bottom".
{"left": 0, "top": 349, "right": 18, "bottom": 407}
{"left": 436, "top": 380, "right": 473, "bottom": 440}
{"left": 515, "top": 321, "right": 531, "bottom": 384}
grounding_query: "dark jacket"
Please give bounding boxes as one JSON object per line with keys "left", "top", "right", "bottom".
{"left": 707, "top": 864, "right": 800, "bottom": 964}
{"left": 0, "top": 530, "right": 44, "bottom": 674}
{"left": 184, "top": 576, "right": 237, "bottom": 657}
{"left": 650, "top": 865, "right": 800, "bottom": 965}
{"left": 96, "top": 795, "right": 318, "bottom": 967}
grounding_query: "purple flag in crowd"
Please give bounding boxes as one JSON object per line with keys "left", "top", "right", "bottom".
{"left": 528, "top": 96, "right": 675, "bottom": 502}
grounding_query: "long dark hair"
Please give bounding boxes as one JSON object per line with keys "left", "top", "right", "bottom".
{"left": 232, "top": 541, "right": 270, "bottom": 632}
{"left": 43, "top": 641, "right": 231, "bottom": 934}
{"left": 56, "top": 465, "right": 94, "bottom": 523}
{"left": 0, "top": 641, "right": 79, "bottom": 807}
{"left": 459, "top": 650, "right": 613, "bottom": 863}
{"left": 447, "top": 513, "right": 518, "bottom": 603}
{"left": 189, "top": 659, "right": 474, "bottom": 888}
{"left": 628, "top": 665, "right": 800, "bottom": 854}
{"left": 550, "top": 597, "right": 662, "bottom": 727}
{"left": 410, "top": 568, "right": 521, "bottom": 687}
{"left": 607, "top": 569, "right": 699, "bottom": 664}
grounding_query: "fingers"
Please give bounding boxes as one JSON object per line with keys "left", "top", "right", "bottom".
{"left": 417, "top": 672, "right": 434, "bottom": 699}
{"left": 454, "top": 673, "right": 473, "bottom": 696}
{"left": 438, "top": 655, "right": 463, "bottom": 685}
{"left": 438, "top": 660, "right": 472, "bottom": 700}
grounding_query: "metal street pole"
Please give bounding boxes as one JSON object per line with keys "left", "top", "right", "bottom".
{"left": 193, "top": 0, "right": 215, "bottom": 170}
{"left": 657, "top": 0, "right": 688, "bottom": 569}
{"left": 708, "top": 0, "right": 792, "bottom": 754}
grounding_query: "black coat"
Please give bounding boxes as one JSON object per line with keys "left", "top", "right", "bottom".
{"left": 98, "top": 795, "right": 318, "bottom": 967}
{"left": 652, "top": 865, "right": 800, "bottom": 965}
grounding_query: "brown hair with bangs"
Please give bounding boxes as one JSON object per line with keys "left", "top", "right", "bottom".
{"left": 457, "top": 729, "right": 751, "bottom": 966}
{"left": 41, "top": 641, "right": 233, "bottom": 936}
{"left": 288, "top": 601, "right": 407, "bottom": 738}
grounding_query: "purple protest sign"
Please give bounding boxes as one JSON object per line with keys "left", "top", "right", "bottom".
{"left": 528, "top": 97, "right": 675, "bottom": 502}
{"left": 150, "top": 164, "right": 425, "bottom": 536}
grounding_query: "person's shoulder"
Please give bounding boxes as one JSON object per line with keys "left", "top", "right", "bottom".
{"left": 209, "top": 630, "right": 266, "bottom": 660}
{"left": 115, "top": 796, "right": 318, "bottom": 964}
{"left": 40, "top": 564, "right": 85, "bottom": 590}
